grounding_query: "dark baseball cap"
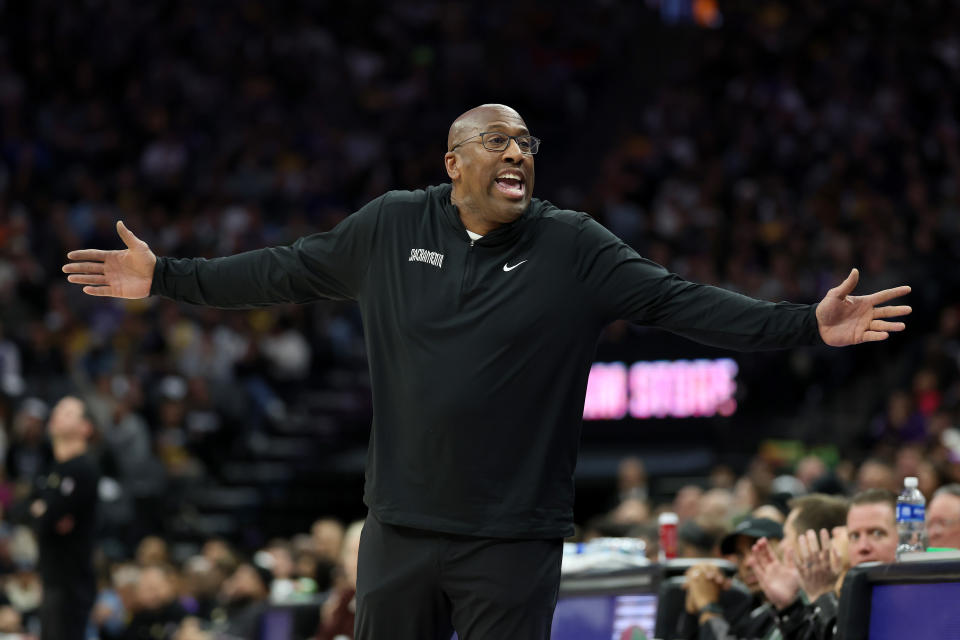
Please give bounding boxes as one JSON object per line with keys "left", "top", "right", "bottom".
{"left": 720, "top": 517, "right": 783, "bottom": 555}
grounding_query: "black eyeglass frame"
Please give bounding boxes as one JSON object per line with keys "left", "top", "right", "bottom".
{"left": 449, "top": 131, "right": 541, "bottom": 155}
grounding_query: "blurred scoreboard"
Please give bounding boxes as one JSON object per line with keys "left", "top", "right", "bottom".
{"left": 583, "top": 358, "right": 738, "bottom": 420}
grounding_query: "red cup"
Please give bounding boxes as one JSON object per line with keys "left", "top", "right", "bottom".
{"left": 659, "top": 512, "right": 678, "bottom": 561}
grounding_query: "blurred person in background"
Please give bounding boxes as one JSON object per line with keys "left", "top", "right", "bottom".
{"left": 616, "top": 456, "right": 648, "bottom": 503}
{"left": 0, "top": 604, "right": 23, "bottom": 634}
{"left": 177, "top": 555, "right": 223, "bottom": 621}
{"left": 674, "top": 486, "right": 705, "bottom": 523}
{"left": 90, "top": 562, "right": 134, "bottom": 640}
{"left": 678, "top": 517, "right": 783, "bottom": 639}
{"left": 751, "top": 504, "right": 786, "bottom": 525}
{"left": 200, "top": 539, "right": 237, "bottom": 575}
{"left": 676, "top": 518, "right": 725, "bottom": 558}
{"left": 26, "top": 396, "right": 99, "bottom": 640}
{"left": 700, "top": 488, "right": 735, "bottom": 525}
{"left": 927, "top": 484, "right": 960, "bottom": 549}
{"left": 123, "top": 565, "right": 186, "bottom": 640}
{"left": 4, "top": 398, "right": 50, "bottom": 490}
{"left": 3, "top": 542, "right": 41, "bottom": 632}
{"left": 209, "top": 561, "right": 271, "bottom": 638}
{"left": 135, "top": 535, "right": 169, "bottom": 568}
{"left": 794, "top": 456, "right": 828, "bottom": 493}
{"left": 854, "top": 459, "right": 897, "bottom": 493}
{"left": 64, "top": 102, "right": 912, "bottom": 640}
{"left": 311, "top": 518, "right": 345, "bottom": 592}
{"left": 316, "top": 519, "right": 363, "bottom": 640}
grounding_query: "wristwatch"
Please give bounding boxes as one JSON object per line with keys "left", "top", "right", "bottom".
{"left": 699, "top": 602, "right": 723, "bottom": 616}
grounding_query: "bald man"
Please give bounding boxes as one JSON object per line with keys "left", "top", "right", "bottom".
{"left": 29, "top": 396, "right": 100, "bottom": 640}
{"left": 64, "top": 104, "right": 911, "bottom": 639}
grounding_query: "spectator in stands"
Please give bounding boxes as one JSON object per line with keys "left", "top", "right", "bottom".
{"left": 854, "top": 459, "right": 898, "bottom": 493}
{"left": 259, "top": 540, "right": 301, "bottom": 602}
{"left": 751, "top": 504, "right": 786, "bottom": 525}
{"left": 91, "top": 563, "right": 132, "bottom": 640}
{"left": 316, "top": 519, "right": 363, "bottom": 640}
{"left": 699, "top": 488, "right": 735, "bottom": 525}
{"left": 678, "top": 517, "right": 783, "bottom": 639}
{"left": 28, "top": 396, "right": 99, "bottom": 640}
{"left": 123, "top": 565, "right": 187, "bottom": 640}
{"left": 201, "top": 539, "right": 237, "bottom": 573}
{"left": 927, "top": 484, "right": 960, "bottom": 549}
{"left": 0, "top": 604, "right": 22, "bottom": 634}
{"left": 135, "top": 535, "right": 169, "bottom": 567}
{"left": 311, "top": 518, "right": 345, "bottom": 592}
{"left": 4, "top": 398, "right": 50, "bottom": 489}
{"left": 616, "top": 456, "right": 648, "bottom": 503}
{"left": 676, "top": 518, "right": 724, "bottom": 558}
{"left": 754, "top": 490, "right": 896, "bottom": 640}
{"left": 750, "top": 495, "right": 849, "bottom": 634}
{"left": 178, "top": 555, "right": 223, "bottom": 620}
{"left": 779, "top": 495, "right": 850, "bottom": 561}
{"left": 214, "top": 561, "right": 271, "bottom": 638}
{"left": 674, "top": 486, "right": 704, "bottom": 523}
{"left": 844, "top": 489, "right": 898, "bottom": 566}
{"left": 794, "top": 456, "right": 828, "bottom": 493}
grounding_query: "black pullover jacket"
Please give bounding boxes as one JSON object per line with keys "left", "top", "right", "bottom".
{"left": 153, "top": 184, "right": 822, "bottom": 538}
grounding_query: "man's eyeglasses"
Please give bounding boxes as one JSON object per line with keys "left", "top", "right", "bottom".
{"left": 449, "top": 132, "right": 541, "bottom": 155}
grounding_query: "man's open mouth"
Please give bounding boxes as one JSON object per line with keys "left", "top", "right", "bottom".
{"left": 494, "top": 171, "right": 525, "bottom": 199}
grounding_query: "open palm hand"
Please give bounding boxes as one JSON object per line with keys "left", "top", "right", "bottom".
{"left": 815, "top": 269, "right": 911, "bottom": 346}
{"left": 62, "top": 221, "right": 156, "bottom": 299}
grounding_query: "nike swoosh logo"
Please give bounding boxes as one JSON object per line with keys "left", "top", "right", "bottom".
{"left": 503, "top": 260, "right": 528, "bottom": 272}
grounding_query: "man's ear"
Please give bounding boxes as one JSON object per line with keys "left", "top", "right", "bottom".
{"left": 444, "top": 152, "right": 460, "bottom": 181}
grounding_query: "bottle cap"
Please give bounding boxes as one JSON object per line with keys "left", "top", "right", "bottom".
{"left": 658, "top": 512, "right": 678, "bottom": 525}
{"left": 904, "top": 476, "right": 918, "bottom": 488}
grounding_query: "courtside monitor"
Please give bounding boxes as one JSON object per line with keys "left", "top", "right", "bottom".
{"left": 450, "top": 566, "right": 660, "bottom": 640}
{"left": 836, "top": 557, "right": 960, "bottom": 640}
{"left": 552, "top": 566, "right": 660, "bottom": 640}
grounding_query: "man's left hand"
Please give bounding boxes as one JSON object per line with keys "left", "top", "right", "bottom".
{"left": 816, "top": 268, "right": 911, "bottom": 346}
{"left": 795, "top": 528, "right": 841, "bottom": 601}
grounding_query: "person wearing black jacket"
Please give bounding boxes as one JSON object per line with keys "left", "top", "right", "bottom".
{"left": 28, "top": 396, "right": 100, "bottom": 640}
{"left": 63, "top": 104, "right": 912, "bottom": 640}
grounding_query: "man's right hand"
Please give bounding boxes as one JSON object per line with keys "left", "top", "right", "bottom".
{"left": 62, "top": 221, "right": 156, "bottom": 299}
{"left": 752, "top": 537, "right": 801, "bottom": 610}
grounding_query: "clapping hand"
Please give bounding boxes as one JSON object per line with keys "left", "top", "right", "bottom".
{"left": 751, "top": 537, "right": 801, "bottom": 610}
{"left": 795, "top": 527, "right": 846, "bottom": 601}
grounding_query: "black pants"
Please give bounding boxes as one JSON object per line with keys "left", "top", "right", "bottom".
{"left": 356, "top": 514, "right": 562, "bottom": 640}
{"left": 39, "top": 585, "right": 93, "bottom": 640}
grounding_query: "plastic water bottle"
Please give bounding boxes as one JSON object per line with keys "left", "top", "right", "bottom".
{"left": 896, "top": 476, "right": 927, "bottom": 557}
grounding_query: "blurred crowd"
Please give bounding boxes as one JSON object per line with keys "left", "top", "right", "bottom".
{"left": 0, "top": 0, "right": 959, "bottom": 637}
{"left": 0, "top": 511, "right": 364, "bottom": 639}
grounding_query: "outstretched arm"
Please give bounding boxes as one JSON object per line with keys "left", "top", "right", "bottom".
{"left": 815, "top": 269, "right": 911, "bottom": 346}
{"left": 62, "top": 221, "right": 156, "bottom": 299}
{"left": 63, "top": 195, "right": 383, "bottom": 308}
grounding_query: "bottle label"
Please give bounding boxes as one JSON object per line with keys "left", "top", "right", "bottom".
{"left": 897, "top": 504, "right": 925, "bottom": 522}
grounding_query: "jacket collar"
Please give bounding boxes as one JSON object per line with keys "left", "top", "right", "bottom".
{"left": 437, "top": 183, "right": 534, "bottom": 247}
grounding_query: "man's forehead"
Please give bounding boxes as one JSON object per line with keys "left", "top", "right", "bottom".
{"left": 932, "top": 493, "right": 960, "bottom": 510}
{"left": 848, "top": 503, "right": 894, "bottom": 525}
{"left": 448, "top": 104, "right": 528, "bottom": 145}
{"left": 481, "top": 118, "right": 529, "bottom": 133}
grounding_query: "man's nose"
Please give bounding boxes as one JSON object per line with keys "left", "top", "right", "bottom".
{"left": 501, "top": 138, "right": 525, "bottom": 163}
